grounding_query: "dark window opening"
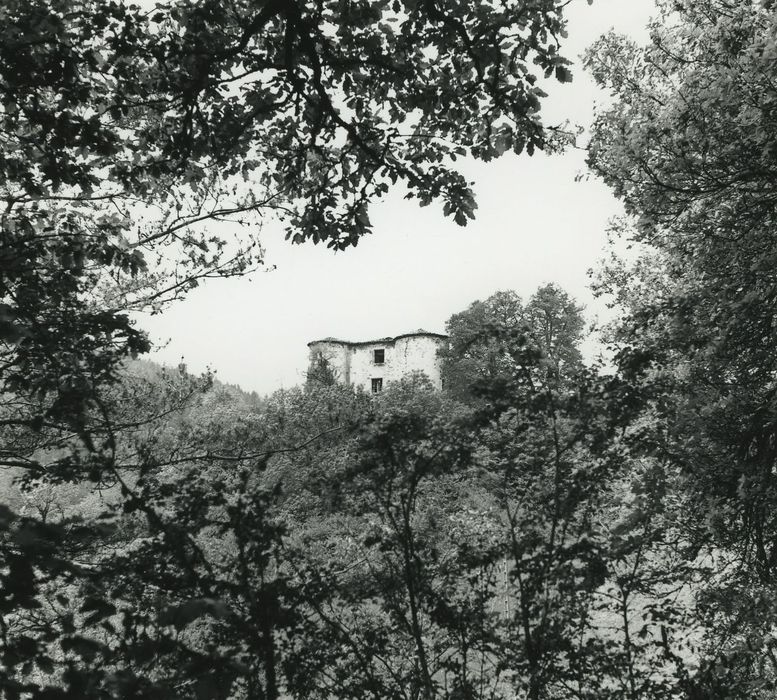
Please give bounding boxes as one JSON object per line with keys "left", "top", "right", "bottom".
{"left": 373, "top": 348, "right": 385, "bottom": 365}
{"left": 371, "top": 377, "right": 383, "bottom": 394}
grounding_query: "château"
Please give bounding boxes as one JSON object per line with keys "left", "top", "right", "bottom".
{"left": 307, "top": 330, "right": 448, "bottom": 392}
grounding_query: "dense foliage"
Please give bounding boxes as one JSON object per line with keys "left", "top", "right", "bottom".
{"left": 587, "top": 0, "right": 777, "bottom": 695}
{"left": 0, "top": 298, "right": 649, "bottom": 699}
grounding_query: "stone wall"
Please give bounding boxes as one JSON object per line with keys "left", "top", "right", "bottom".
{"left": 390, "top": 335, "right": 444, "bottom": 388}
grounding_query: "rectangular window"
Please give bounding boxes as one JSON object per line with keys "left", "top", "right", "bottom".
{"left": 371, "top": 377, "right": 383, "bottom": 394}
{"left": 373, "top": 348, "right": 385, "bottom": 365}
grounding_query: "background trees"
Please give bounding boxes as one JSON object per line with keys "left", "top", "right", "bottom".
{"left": 440, "top": 284, "right": 585, "bottom": 404}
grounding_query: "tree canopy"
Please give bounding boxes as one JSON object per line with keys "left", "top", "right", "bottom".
{"left": 440, "top": 284, "right": 585, "bottom": 403}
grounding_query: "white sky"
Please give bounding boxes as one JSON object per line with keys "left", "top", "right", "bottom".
{"left": 140, "top": 0, "right": 656, "bottom": 395}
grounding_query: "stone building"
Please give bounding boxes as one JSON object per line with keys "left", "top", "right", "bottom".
{"left": 307, "top": 330, "right": 448, "bottom": 392}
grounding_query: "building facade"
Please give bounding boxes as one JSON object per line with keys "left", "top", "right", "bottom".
{"left": 307, "top": 330, "right": 448, "bottom": 392}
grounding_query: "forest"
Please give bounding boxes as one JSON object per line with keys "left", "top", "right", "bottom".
{"left": 2, "top": 0, "right": 777, "bottom": 698}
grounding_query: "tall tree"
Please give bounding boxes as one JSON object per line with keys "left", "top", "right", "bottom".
{"left": 586, "top": 1, "right": 777, "bottom": 693}
{"left": 440, "top": 284, "right": 585, "bottom": 404}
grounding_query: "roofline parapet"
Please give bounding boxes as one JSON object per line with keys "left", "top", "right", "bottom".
{"left": 308, "top": 331, "right": 448, "bottom": 348}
